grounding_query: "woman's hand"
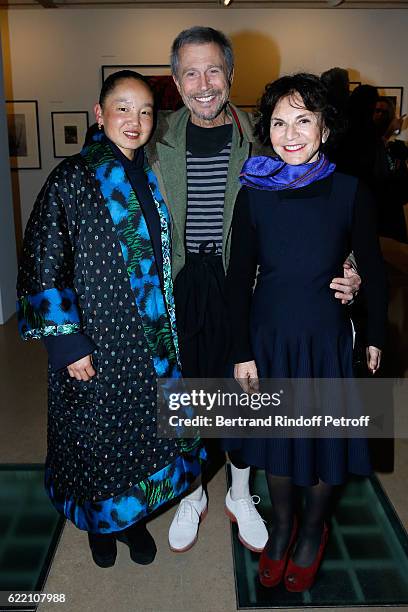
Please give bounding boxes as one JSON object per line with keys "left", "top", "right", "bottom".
{"left": 67, "top": 355, "right": 96, "bottom": 381}
{"left": 366, "top": 346, "right": 382, "bottom": 374}
{"left": 234, "top": 360, "right": 259, "bottom": 393}
{"left": 330, "top": 259, "right": 361, "bottom": 304}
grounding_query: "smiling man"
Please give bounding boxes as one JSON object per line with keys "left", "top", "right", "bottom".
{"left": 145, "top": 26, "right": 360, "bottom": 555}
{"left": 173, "top": 40, "right": 230, "bottom": 126}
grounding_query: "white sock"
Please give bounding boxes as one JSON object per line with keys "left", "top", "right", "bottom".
{"left": 230, "top": 465, "right": 250, "bottom": 500}
{"left": 184, "top": 484, "right": 204, "bottom": 502}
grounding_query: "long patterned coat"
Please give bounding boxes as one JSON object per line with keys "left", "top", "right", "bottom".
{"left": 17, "top": 135, "right": 204, "bottom": 533}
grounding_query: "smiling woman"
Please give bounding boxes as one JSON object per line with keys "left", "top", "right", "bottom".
{"left": 270, "top": 94, "right": 329, "bottom": 165}
{"left": 257, "top": 72, "right": 337, "bottom": 163}
{"left": 16, "top": 70, "right": 205, "bottom": 570}
{"left": 94, "top": 75, "right": 154, "bottom": 158}
{"left": 225, "top": 73, "right": 388, "bottom": 593}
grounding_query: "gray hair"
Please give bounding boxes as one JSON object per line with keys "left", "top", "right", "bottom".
{"left": 170, "top": 26, "right": 234, "bottom": 81}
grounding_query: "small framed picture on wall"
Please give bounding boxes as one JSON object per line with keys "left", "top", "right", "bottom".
{"left": 6, "top": 100, "right": 41, "bottom": 169}
{"left": 376, "top": 87, "right": 404, "bottom": 117}
{"left": 101, "top": 65, "right": 182, "bottom": 110}
{"left": 51, "top": 111, "right": 89, "bottom": 158}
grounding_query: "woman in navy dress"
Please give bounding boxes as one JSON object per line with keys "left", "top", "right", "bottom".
{"left": 226, "top": 74, "right": 387, "bottom": 591}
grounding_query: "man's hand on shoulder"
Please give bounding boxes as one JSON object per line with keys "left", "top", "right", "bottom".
{"left": 330, "top": 258, "right": 361, "bottom": 304}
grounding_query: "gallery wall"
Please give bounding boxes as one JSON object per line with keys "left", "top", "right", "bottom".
{"left": 0, "top": 27, "right": 17, "bottom": 323}
{"left": 1, "top": 7, "right": 408, "bottom": 232}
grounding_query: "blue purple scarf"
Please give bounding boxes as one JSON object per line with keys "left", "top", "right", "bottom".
{"left": 240, "top": 154, "right": 336, "bottom": 191}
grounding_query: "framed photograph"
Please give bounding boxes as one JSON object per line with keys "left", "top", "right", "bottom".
{"left": 101, "top": 65, "right": 182, "bottom": 111}
{"left": 349, "top": 81, "right": 361, "bottom": 93}
{"left": 376, "top": 87, "right": 404, "bottom": 117}
{"left": 6, "top": 100, "right": 41, "bottom": 169}
{"left": 51, "top": 111, "right": 89, "bottom": 158}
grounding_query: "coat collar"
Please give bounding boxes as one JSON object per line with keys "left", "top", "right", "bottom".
{"left": 81, "top": 134, "right": 181, "bottom": 376}
{"left": 156, "top": 102, "right": 256, "bottom": 149}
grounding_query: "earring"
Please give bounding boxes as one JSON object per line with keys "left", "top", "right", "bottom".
{"left": 98, "top": 122, "right": 103, "bottom": 130}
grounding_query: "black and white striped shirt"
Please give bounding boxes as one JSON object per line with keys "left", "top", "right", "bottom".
{"left": 185, "top": 122, "right": 233, "bottom": 254}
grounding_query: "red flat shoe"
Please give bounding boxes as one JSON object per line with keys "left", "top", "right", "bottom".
{"left": 258, "top": 517, "right": 298, "bottom": 588}
{"left": 284, "top": 523, "right": 329, "bottom": 592}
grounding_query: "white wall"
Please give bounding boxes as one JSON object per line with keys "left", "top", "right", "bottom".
{"left": 2, "top": 7, "right": 408, "bottom": 229}
{"left": 0, "top": 27, "right": 18, "bottom": 323}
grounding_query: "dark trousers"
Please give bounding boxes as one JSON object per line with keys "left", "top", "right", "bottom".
{"left": 174, "top": 248, "right": 231, "bottom": 379}
{"left": 174, "top": 247, "right": 247, "bottom": 472}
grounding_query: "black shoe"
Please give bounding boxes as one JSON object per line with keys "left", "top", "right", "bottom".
{"left": 88, "top": 532, "right": 117, "bottom": 568}
{"left": 116, "top": 520, "right": 157, "bottom": 565}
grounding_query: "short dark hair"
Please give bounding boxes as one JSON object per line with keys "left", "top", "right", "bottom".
{"left": 320, "top": 67, "right": 350, "bottom": 116}
{"left": 170, "top": 26, "right": 234, "bottom": 80}
{"left": 99, "top": 70, "right": 153, "bottom": 107}
{"left": 320, "top": 67, "right": 349, "bottom": 92}
{"left": 255, "top": 73, "right": 337, "bottom": 149}
{"left": 348, "top": 84, "right": 379, "bottom": 126}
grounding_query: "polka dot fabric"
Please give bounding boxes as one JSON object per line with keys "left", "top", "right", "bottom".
{"left": 17, "top": 142, "right": 205, "bottom": 532}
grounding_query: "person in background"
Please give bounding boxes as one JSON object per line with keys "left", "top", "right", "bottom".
{"left": 17, "top": 70, "right": 205, "bottom": 569}
{"left": 145, "top": 26, "right": 362, "bottom": 554}
{"left": 373, "top": 96, "right": 408, "bottom": 243}
{"left": 320, "top": 67, "right": 350, "bottom": 164}
{"left": 320, "top": 67, "right": 350, "bottom": 118}
{"left": 226, "top": 73, "right": 387, "bottom": 592}
{"left": 374, "top": 96, "right": 404, "bottom": 141}
{"left": 336, "top": 84, "right": 381, "bottom": 185}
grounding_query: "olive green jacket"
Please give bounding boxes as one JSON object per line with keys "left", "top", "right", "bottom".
{"left": 145, "top": 104, "right": 268, "bottom": 280}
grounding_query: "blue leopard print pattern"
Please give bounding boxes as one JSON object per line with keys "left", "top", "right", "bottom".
{"left": 46, "top": 446, "right": 206, "bottom": 533}
{"left": 82, "top": 140, "right": 178, "bottom": 380}
{"left": 17, "top": 288, "right": 81, "bottom": 339}
{"left": 146, "top": 166, "right": 180, "bottom": 365}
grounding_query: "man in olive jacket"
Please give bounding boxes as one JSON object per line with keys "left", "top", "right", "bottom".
{"left": 145, "top": 26, "right": 360, "bottom": 556}
{"left": 146, "top": 26, "right": 272, "bottom": 555}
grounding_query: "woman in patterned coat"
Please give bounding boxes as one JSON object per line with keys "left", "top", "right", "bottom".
{"left": 17, "top": 71, "right": 205, "bottom": 568}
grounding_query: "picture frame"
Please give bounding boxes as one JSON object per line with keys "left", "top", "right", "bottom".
{"left": 101, "top": 65, "right": 182, "bottom": 110}
{"left": 376, "top": 87, "right": 404, "bottom": 117}
{"left": 6, "top": 100, "right": 41, "bottom": 170}
{"left": 51, "top": 111, "right": 89, "bottom": 158}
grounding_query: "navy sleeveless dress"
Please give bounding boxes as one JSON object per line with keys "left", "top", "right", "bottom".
{"left": 225, "top": 172, "right": 387, "bottom": 486}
